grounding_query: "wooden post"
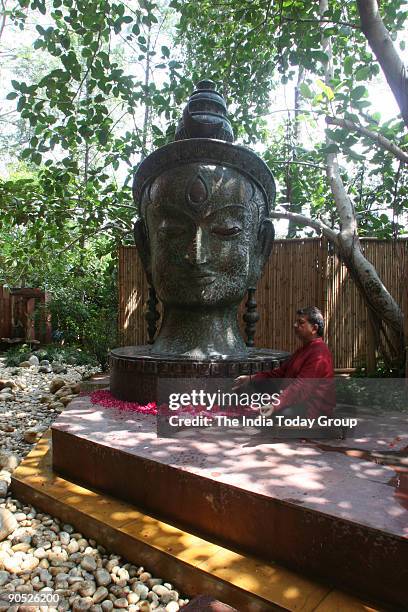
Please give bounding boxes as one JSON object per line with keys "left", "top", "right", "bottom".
{"left": 26, "top": 298, "right": 36, "bottom": 342}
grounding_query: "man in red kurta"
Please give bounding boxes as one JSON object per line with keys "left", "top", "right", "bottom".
{"left": 233, "top": 307, "right": 335, "bottom": 418}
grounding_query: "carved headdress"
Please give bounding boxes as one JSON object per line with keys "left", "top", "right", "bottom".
{"left": 132, "top": 80, "right": 276, "bottom": 214}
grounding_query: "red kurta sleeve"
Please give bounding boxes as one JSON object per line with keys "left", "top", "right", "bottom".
{"left": 275, "top": 341, "right": 334, "bottom": 413}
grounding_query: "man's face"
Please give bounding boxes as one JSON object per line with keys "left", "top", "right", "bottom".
{"left": 143, "top": 164, "right": 264, "bottom": 306}
{"left": 294, "top": 314, "right": 318, "bottom": 343}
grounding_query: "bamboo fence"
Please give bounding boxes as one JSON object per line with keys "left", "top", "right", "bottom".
{"left": 118, "top": 238, "right": 408, "bottom": 369}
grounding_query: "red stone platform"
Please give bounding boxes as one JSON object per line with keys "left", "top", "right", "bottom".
{"left": 51, "top": 396, "right": 408, "bottom": 609}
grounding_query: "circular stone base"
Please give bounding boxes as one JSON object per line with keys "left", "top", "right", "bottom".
{"left": 110, "top": 345, "right": 289, "bottom": 404}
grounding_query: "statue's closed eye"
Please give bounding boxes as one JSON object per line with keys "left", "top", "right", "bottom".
{"left": 211, "top": 226, "right": 242, "bottom": 236}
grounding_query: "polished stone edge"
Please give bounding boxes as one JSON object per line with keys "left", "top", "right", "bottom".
{"left": 7, "top": 433, "right": 367, "bottom": 612}
{"left": 109, "top": 347, "right": 289, "bottom": 376}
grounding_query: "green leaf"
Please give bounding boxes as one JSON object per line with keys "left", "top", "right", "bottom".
{"left": 299, "top": 82, "right": 313, "bottom": 99}
{"left": 316, "top": 79, "right": 334, "bottom": 101}
{"left": 17, "top": 96, "right": 26, "bottom": 112}
{"left": 97, "top": 129, "right": 109, "bottom": 145}
{"left": 344, "top": 56, "right": 354, "bottom": 76}
{"left": 161, "top": 45, "right": 170, "bottom": 58}
{"left": 355, "top": 66, "right": 371, "bottom": 81}
{"left": 351, "top": 85, "right": 367, "bottom": 100}
{"left": 322, "top": 143, "right": 339, "bottom": 154}
{"left": 32, "top": 152, "right": 42, "bottom": 165}
{"left": 6, "top": 92, "right": 18, "bottom": 100}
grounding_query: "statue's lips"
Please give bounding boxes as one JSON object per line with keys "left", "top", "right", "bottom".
{"left": 187, "top": 273, "right": 216, "bottom": 286}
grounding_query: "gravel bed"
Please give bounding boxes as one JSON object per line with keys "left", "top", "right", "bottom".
{"left": 0, "top": 358, "right": 189, "bottom": 611}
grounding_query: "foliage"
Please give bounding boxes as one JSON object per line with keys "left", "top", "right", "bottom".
{"left": 335, "top": 377, "right": 407, "bottom": 410}
{"left": 5, "top": 343, "right": 98, "bottom": 367}
{"left": 352, "top": 360, "right": 404, "bottom": 378}
{"left": 172, "top": 0, "right": 408, "bottom": 237}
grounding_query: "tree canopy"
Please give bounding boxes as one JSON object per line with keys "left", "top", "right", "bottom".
{"left": 0, "top": 0, "right": 407, "bottom": 365}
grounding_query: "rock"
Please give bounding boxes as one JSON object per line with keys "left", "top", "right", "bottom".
{"left": 79, "top": 580, "right": 97, "bottom": 597}
{"left": 71, "top": 383, "right": 81, "bottom": 394}
{"left": 39, "top": 366, "right": 52, "bottom": 373}
{"left": 73, "top": 597, "right": 94, "bottom": 611}
{"left": 3, "top": 555, "right": 21, "bottom": 573}
{"left": 0, "top": 570, "right": 9, "bottom": 586}
{"left": 60, "top": 394, "right": 76, "bottom": 406}
{"left": 93, "top": 586, "right": 109, "bottom": 603}
{"left": 62, "top": 523, "right": 74, "bottom": 533}
{"left": 67, "top": 539, "right": 80, "bottom": 554}
{"left": 23, "top": 427, "right": 43, "bottom": 444}
{"left": 49, "top": 378, "right": 65, "bottom": 393}
{"left": 81, "top": 555, "right": 97, "bottom": 571}
{"left": 137, "top": 603, "right": 151, "bottom": 612}
{"left": 105, "top": 558, "right": 120, "bottom": 572}
{"left": 101, "top": 601, "right": 114, "bottom": 612}
{"left": 161, "top": 591, "right": 179, "bottom": 605}
{"left": 126, "top": 593, "right": 140, "bottom": 605}
{"left": 52, "top": 363, "right": 66, "bottom": 374}
{"left": 58, "top": 531, "right": 70, "bottom": 546}
{"left": 0, "top": 393, "right": 14, "bottom": 401}
{"left": 0, "top": 379, "right": 15, "bottom": 390}
{"left": 49, "top": 401, "right": 64, "bottom": 411}
{"left": 28, "top": 355, "right": 40, "bottom": 366}
{"left": 147, "top": 578, "right": 163, "bottom": 588}
{"left": 0, "top": 508, "right": 18, "bottom": 541}
{"left": 132, "top": 583, "right": 148, "bottom": 599}
{"left": 20, "top": 554, "right": 39, "bottom": 572}
{"left": 0, "top": 451, "right": 20, "bottom": 470}
{"left": 95, "top": 568, "right": 111, "bottom": 587}
{"left": 0, "top": 480, "right": 8, "bottom": 498}
{"left": 165, "top": 603, "right": 179, "bottom": 612}
{"left": 147, "top": 593, "right": 159, "bottom": 607}
{"left": 19, "top": 361, "right": 31, "bottom": 368}
{"left": 40, "top": 360, "right": 50, "bottom": 366}
{"left": 152, "top": 585, "right": 170, "bottom": 598}
{"left": 55, "top": 385, "right": 74, "bottom": 398}
{"left": 48, "top": 547, "right": 68, "bottom": 564}
{"left": 113, "top": 599, "right": 128, "bottom": 609}
{"left": 117, "top": 568, "right": 129, "bottom": 582}
{"left": 139, "top": 572, "right": 152, "bottom": 583}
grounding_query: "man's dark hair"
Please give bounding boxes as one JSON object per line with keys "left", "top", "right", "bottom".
{"left": 297, "top": 306, "right": 324, "bottom": 337}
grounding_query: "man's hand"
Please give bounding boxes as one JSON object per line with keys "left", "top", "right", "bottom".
{"left": 259, "top": 403, "right": 277, "bottom": 417}
{"left": 232, "top": 375, "right": 251, "bottom": 391}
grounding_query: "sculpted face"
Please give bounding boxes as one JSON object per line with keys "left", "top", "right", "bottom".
{"left": 139, "top": 164, "right": 272, "bottom": 307}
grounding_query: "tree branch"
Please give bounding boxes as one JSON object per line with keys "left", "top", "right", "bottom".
{"left": 356, "top": 0, "right": 408, "bottom": 127}
{"left": 269, "top": 207, "right": 339, "bottom": 242}
{"left": 282, "top": 17, "right": 360, "bottom": 29}
{"left": 326, "top": 116, "right": 408, "bottom": 163}
{"left": 270, "top": 159, "right": 326, "bottom": 169}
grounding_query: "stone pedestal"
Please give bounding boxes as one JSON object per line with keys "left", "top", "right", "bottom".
{"left": 109, "top": 346, "right": 289, "bottom": 404}
{"left": 51, "top": 396, "right": 408, "bottom": 609}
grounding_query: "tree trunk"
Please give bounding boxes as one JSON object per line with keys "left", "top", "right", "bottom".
{"left": 356, "top": 0, "right": 408, "bottom": 128}
{"left": 319, "top": 0, "right": 405, "bottom": 369}
{"left": 286, "top": 67, "right": 305, "bottom": 238}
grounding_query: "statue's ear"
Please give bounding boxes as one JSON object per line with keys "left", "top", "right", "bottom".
{"left": 254, "top": 218, "right": 275, "bottom": 279}
{"left": 134, "top": 218, "right": 153, "bottom": 285}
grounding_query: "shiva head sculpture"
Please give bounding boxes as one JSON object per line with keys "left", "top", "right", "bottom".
{"left": 133, "top": 80, "right": 276, "bottom": 358}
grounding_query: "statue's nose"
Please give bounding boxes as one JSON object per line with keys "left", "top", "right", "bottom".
{"left": 185, "top": 227, "right": 208, "bottom": 265}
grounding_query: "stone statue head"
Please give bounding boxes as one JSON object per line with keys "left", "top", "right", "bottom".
{"left": 132, "top": 80, "right": 276, "bottom": 357}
